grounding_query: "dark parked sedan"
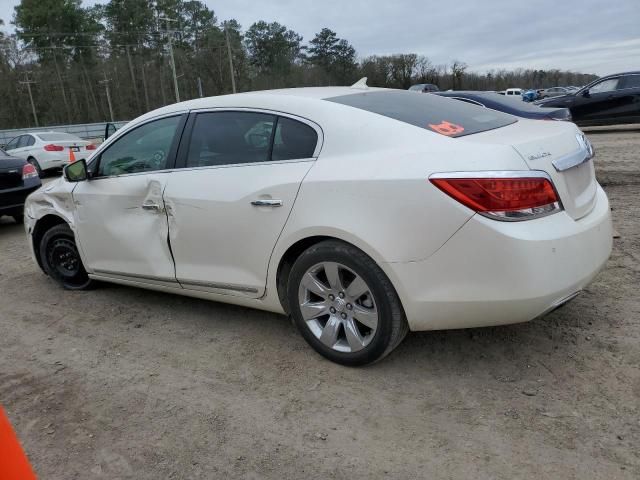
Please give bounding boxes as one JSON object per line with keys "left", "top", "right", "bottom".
{"left": 535, "top": 72, "right": 640, "bottom": 126}
{"left": 434, "top": 91, "right": 572, "bottom": 121}
{"left": 0, "top": 148, "right": 42, "bottom": 223}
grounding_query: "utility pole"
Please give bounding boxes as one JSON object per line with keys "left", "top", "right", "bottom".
{"left": 99, "top": 72, "right": 114, "bottom": 122}
{"left": 197, "top": 77, "right": 204, "bottom": 98}
{"left": 126, "top": 45, "right": 140, "bottom": 111}
{"left": 20, "top": 72, "right": 39, "bottom": 127}
{"left": 160, "top": 16, "right": 180, "bottom": 103}
{"left": 224, "top": 26, "right": 237, "bottom": 94}
{"left": 51, "top": 46, "right": 71, "bottom": 124}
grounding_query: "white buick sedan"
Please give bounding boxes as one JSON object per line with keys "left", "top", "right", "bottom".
{"left": 24, "top": 84, "right": 612, "bottom": 365}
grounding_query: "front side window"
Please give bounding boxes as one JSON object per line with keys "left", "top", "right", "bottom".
{"left": 589, "top": 78, "right": 619, "bottom": 94}
{"left": 5, "top": 137, "right": 20, "bottom": 150}
{"left": 97, "top": 116, "right": 181, "bottom": 176}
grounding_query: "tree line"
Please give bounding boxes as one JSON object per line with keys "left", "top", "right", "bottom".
{"left": 0, "top": 0, "right": 598, "bottom": 130}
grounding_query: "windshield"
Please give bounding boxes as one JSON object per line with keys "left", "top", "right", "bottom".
{"left": 326, "top": 90, "right": 516, "bottom": 138}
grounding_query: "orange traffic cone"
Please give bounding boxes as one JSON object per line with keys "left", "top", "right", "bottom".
{"left": 0, "top": 406, "right": 37, "bottom": 480}
{"left": 69, "top": 148, "right": 76, "bottom": 163}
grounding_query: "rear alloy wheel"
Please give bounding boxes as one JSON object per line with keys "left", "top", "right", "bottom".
{"left": 288, "top": 240, "right": 408, "bottom": 366}
{"left": 39, "top": 224, "right": 94, "bottom": 290}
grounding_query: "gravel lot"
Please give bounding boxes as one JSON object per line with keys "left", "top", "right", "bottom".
{"left": 1, "top": 129, "right": 638, "bottom": 479}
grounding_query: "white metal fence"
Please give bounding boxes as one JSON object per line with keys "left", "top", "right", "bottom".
{"left": 0, "top": 121, "right": 129, "bottom": 145}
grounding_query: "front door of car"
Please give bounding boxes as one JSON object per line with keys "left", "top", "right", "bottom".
{"left": 71, "top": 114, "right": 186, "bottom": 285}
{"left": 164, "top": 110, "right": 320, "bottom": 298}
{"left": 6, "top": 135, "right": 28, "bottom": 158}
{"left": 4, "top": 136, "right": 20, "bottom": 153}
{"left": 571, "top": 77, "right": 621, "bottom": 123}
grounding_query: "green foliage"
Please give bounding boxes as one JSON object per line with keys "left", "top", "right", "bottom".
{"left": 244, "top": 21, "right": 303, "bottom": 75}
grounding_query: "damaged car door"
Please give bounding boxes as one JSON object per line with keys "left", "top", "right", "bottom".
{"left": 71, "top": 114, "right": 185, "bottom": 286}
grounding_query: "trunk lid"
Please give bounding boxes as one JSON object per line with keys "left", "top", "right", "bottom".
{"left": 0, "top": 156, "right": 25, "bottom": 190}
{"left": 459, "top": 120, "right": 597, "bottom": 220}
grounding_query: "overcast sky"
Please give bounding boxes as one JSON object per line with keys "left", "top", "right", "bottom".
{"left": 0, "top": 0, "right": 638, "bottom": 76}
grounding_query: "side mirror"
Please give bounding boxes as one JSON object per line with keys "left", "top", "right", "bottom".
{"left": 582, "top": 89, "right": 590, "bottom": 98}
{"left": 104, "top": 123, "right": 117, "bottom": 140}
{"left": 64, "top": 159, "right": 88, "bottom": 182}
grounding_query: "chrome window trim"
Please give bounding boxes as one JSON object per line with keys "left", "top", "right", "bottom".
{"left": 174, "top": 157, "right": 315, "bottom": 175}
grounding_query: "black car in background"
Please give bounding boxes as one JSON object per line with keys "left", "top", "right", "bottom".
{"left": 434, "top": 91, "right": 572, "bottom": 121}
{"left": 535, "top": 72, "right": 640, "bottom": 126}
{"left": 0, "top": 148, "right": 41, "bottom": 224}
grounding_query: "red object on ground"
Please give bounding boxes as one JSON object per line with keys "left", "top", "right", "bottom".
{"left": 0, "top": 406, "right": 37, "bottom": 480}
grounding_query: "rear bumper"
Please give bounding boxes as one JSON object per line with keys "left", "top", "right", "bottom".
{"left": 0, "top": 183, "right": 41, "bottom": 213}
{"left": 386, "top": 184, "right": 612, "bottom": 331}
{"left": 38, "top": 153, "right": 69, "bottom": 170}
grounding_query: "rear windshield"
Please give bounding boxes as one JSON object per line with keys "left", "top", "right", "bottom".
{"left": 37, "top": 132, "right": 80, "bottom": 141}
{"left": 326, "top": 90, "right": 516, "bottom": 137}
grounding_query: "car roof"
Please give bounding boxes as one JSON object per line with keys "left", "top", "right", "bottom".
{"left": 129, "top": 86, "right": 394, "bottom": 125}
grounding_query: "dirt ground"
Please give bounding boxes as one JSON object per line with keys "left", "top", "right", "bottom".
{"left": 1, "top": 129, "right": 639, "bottom": 479}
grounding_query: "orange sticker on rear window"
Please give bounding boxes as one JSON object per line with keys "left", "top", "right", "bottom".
{"left": 428, "top": 121, "right": 465, "bottom": 136}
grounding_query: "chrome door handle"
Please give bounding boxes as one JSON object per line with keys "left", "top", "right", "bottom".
{"left": 141, "top": 203, "right": 162, "bottom": 212}
{"left": 251, "top": 199, "right": 283, "bottom": 207}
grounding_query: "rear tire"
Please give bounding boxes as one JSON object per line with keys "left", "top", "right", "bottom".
{"left": 287, "top": 240, "right": 408, "bottom": 366}
{"left": 39, "top": 223, "right": 94, "bottom": 290}
{"left": 27, "top": 157, "right": 43, "bottom": 177}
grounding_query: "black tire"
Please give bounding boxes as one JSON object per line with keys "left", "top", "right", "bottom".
{"left": 287, "top": 240, "right": 408, "bottom": 366}
{"left": 39, "top": 223, "right": 94, "bottom": 290}
{"left": 27, "top": 157, "right": 43, "bottom": 177}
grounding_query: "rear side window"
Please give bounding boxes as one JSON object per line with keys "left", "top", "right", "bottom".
{"left": 186, "top": 112, "right": 318, "bottom": 167}
{"left": 620, "top": 75, "right": 640, "bottom": 89}
{"left": 326, "top": 90, "right": 516, "bottom": 138}
{"left": 186, "top": 112, "right": 276, "bottom": 168}
{"left": 272, "top": 117, "right": 318, "bottom": 161}
{"left": 17, "top": 136, "right": 30, "bottom": 148}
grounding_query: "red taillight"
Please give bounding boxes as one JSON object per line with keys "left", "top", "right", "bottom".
{"left": 44, "top": 144, "right": 64, "bottom": 151}
{"left": 86, "top": 144, "right": 97, "bottom": 150}
{"left": 430, "top": 175, "right": 561, "bottom": 221}
{"left": 22, "top": 163, "right": 38, "bottom": 179}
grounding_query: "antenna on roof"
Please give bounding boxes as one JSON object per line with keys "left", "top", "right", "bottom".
{"left": 350, "top": 77, "right": 368, "bottom": 90}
